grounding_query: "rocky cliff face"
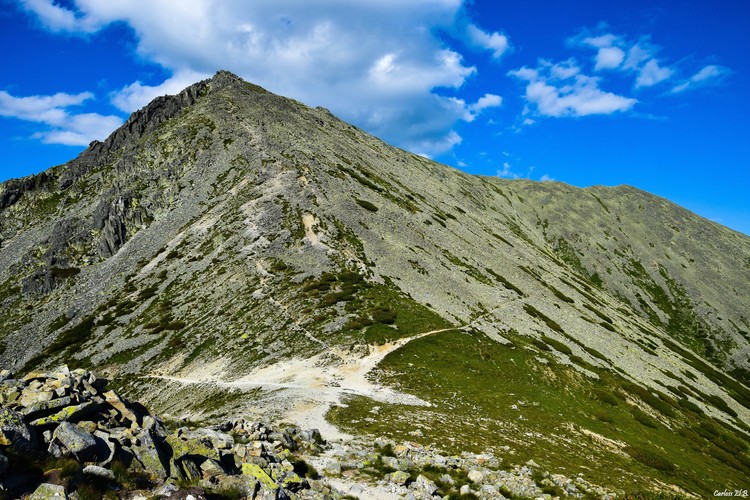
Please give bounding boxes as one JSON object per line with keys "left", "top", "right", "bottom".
{"left": 1, "top": 71, "right": 749, "bottom": 496}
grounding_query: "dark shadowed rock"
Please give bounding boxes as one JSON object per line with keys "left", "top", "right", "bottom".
{"left": 0, "top": 408, "right": 35, "bottom": 450}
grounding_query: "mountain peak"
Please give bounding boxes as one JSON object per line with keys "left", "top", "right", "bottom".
{"left": 1, "top": 73, "right": 749, "bottom": 496}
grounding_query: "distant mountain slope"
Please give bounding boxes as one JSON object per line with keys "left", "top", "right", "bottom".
{"left": 1, "top": 71, "right": 749, "bottom": 495}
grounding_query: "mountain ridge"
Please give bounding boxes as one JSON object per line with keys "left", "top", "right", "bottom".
{"left": 1, "top": 70, "right": 749, "bottom": 495}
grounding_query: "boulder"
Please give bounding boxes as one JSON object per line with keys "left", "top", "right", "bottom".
{"left": 53, "top": 422, "right": 98, "bottom": 462}
{"left": 0, "top": 381, "right": 22, "bottom": 404}
{"left": 176, "top": 456, "right": 203, "bottom": 481}
{"left": 389, "top": 470, "right": 411, "bottom": 486}
{"left": 19, "top": 387, "right": 54, "bottom": 407}
{"left": 467, "top": 469, "right": 484, "bottom": 483}
{"left": 279, "top": 472, "right": 308, "bottom": 492}
{"left": 87, "top": 373, "right": 108, "bottom": 390}
{"left": 268, "top": 431, "right": 296, "bottom": 450}
{"left": 29, "top": 482, "right": 67, "bottom": 499}
{"left": 30, "top": 401, "right": 100, "bottom": 426}
{"left": 83, "top": 464, "right": 115, "bottom": 480}
{"left": 242, "top": 463, "right": 278, "bottom": 491}
{"left": 413, "top": 474, "right": 438, "bottom": 496}
{"left": 181, "top": 428, "right": 234, "bottom": 450}
{"left": 167, "top": 434, "right": 220, "bottom": 462}
{"left": 131, "top": 428, "right": 169, "bottom": 480}
{"left": 0, "top": 407, "right": 35, "bottom": 450}
{"left": 212, "top": 475, "right": 260, "bottom": 498}
{"left": 102, "top": 390, "right": 139, "bottom": 424}
{"left": 199, "top": 457, "right": 226, "bottom": 478}
{"left": 142, "top": 415, "right": 167, "bottom": 438}
{"left": 93, "top": 430, "right": 116, "bottom": 466}
{"left": 21, "top": 370, "right": 51, "bottom": 383}
{"left": 299, "top": 428, "right": 324, "bottom": 445}
{"left": 21, "top": 396, "right": 73, "bottom": 419}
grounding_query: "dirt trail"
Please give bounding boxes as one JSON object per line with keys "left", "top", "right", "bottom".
{"left": 147, "top": 306, "right": 508, "bottom": 440}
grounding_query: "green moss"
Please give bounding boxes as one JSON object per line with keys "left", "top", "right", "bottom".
{"left": 485, "top": 269, "right": 524, "bottom": 296}
{"left": 626, "top": 446, "right": 675, "bottom": 472}
{"left": 540, "top": 334, "right": 572, "bottom": 355}
{"left": 440, "top": 250, "right": 492, "bottom": 285}
{"left": 47, "top": 314, "right": 70, "bottom": 333}
{"left": 593, "top": 389, "right": 619, "bottom": 406}
{"left": 491, "top": 232, "right": 514, "bottom": 247}
{"left": 524, "top": 304, "right": 565, "bottom": 334}
{"left": 630, "top": 408, "right": 659, "bottom": 428}
{"left": 582, "top": 303, "right": 613, "bottom": 324}
{"left": 32, "top": 314, "right": 97, "bottom": 367}
{"left": 589, "top": 192, "right": 611, "bottom": 214}
{"left": 242, "top": 463, "right": 277, "bottom": 490}
{"left": 355, "top": 198, "right": 379, "bottom": 212}
{"left": 547, "top": 284, "right": 575, "bottom": 303}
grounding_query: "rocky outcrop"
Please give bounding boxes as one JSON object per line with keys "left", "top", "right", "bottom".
{"left": 0, "top": 171, "right": 54, "bottom": 211}
{"left": 0, "top": 366, "right": 615, "bottom": 499}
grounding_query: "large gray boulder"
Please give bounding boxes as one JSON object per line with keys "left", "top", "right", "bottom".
{"left": 131, "top": 428, "right": 169, "bottom": 480}
{"left": 53, "top": 422, "right": 98, "bottom": 462}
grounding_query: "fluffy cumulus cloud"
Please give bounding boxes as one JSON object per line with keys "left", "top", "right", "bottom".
{"left": 19, "top": 0, "right": 504, "bottom": 157}
{"left": 0, "top": 90, "right": 122, "bottom": 145}
{"left": 509, "top": 60, "right": 637, "bottom": 117}
{"left": 594, "top": 47, "right": 625, "bottom": 70}
{"left": 467, "top": 24, "right": 511, "bottom": 59}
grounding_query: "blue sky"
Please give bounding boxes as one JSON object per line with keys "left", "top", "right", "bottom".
{"left": 1, "top": 1, "right": 748, "bottom": 235}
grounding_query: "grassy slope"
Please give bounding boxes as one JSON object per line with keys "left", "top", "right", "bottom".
{"left": 329, "top": 328, "right": 750, "bottom": 496}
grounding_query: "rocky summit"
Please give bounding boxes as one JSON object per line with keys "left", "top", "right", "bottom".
{"left": 1, "top": 70, "right": 750, "bottom": 497}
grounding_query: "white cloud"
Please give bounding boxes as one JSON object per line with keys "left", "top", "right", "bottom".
{"left": 467, "top": 24, "right": 510, "bottom": 59}
{"left": 20, "top": 0, "right": 490, "bottom": 157}
{"left": 595, "top": 47, "right": 625, "bottom": 70}
{"left": 623, "top": 44, "right": 651, "bottom": 71}
{"left": 496, "top": 161, "right": 520, "bottom": 179}
{"left": 509, "top": 61, "right": 637, "bottom": 117}
{"left": 580, "top": 34, "right": 625, "bottom": 70}
{"left": 582, "top": 34, "right": 618, "bottom": 49}
{"left": 671, "top": 65, "right": 729, "bottom": 93}
{"left": 0, "top": 90, "right": 122, "bottom": 146}
{"left": 462, "top": 93, "right": 502, "bottom": 122}
{"left": 19, "top": 0, "right": 102, "bottom": 32}
{"left": 496, "top": 160, "right": 547, "bottom": 181}
{"left": 407, "top": 130, "right": 462, "bottom": 158}
{"left": 577, "top": 32, "right": 676, "bottom": 88}
{"left": 540, "top": 174, "right": 554, "bottom": 182}
{"left": 112, "top": 70, "right": 211, "bottom": 112}
{"left": 472, "top": 93, "right": 502, "bottom": 111}
{"left": 635, "top": 58, "right": 672, "bottom": 88}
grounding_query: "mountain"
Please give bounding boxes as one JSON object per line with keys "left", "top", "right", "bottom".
{"left": 1, "top": 71, "right": 749, "bottom": 496}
